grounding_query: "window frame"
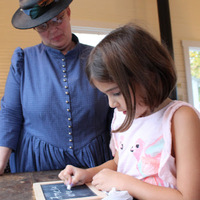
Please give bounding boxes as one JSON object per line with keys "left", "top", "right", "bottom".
{"left": 182, "top": 40, "right": 200, "bottom": 107}
{"left": 71, "top": 26, "right": 113, "bottom": 35}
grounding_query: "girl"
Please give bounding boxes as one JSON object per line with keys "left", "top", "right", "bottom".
{"left": 59, "top": 23, "right": 200, "bottom": 200}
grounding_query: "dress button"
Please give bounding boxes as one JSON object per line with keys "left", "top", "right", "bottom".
{"left": 62, "top": 65, "right": 65, "bottom": 68}
{"left": 63, "top": 70, "right": 66, "bottom": 73}
{"left": 63, "top": 75, "right": 67, "bottom": 78}
{"left": 65, "top": 86, "right": 68, "bottom": 89}
{"left": 62, "top": 58, "right": 65, "bottom": 61}
{"left": 67, "top": 109, "right": 70, "bottom": 112}
{"left": 68, "top": 125, "right": 71, "bottom": 128}
{"left": 69, "top": 146, "right": 72, "bottom": 149}
{"left": 66, "top": 100, "right": 69, "bottom": 103}
{"left": 65, "top": 92, "right": 69, "bottom": 95}
{"left": 63, "top": 79, "right": 67, "bottom": 82}
{"left": 68, "top": 118, "right": 71, "bottom": 121}
{"left": 69, "top": 139, "right": 72, "bottom": 142}
{"left": 69, "top": 132, "right": 72, "bottom": 135}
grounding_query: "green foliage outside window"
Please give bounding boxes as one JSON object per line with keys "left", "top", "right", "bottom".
{"left": 189, "top": 50, "right": 200, "bottom": 102}
{"left": 189, "top": 50, "right": 200, "bottom": 79}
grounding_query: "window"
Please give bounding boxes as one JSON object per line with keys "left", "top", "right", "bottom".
{"left": 74, "top": 33, "right": 106, "bottom": 46}
{"left": 182, "top": 40, "right": 200, "bottom": 111}
{"left": 72, "top": 26, "right": 113, "bottom": 46}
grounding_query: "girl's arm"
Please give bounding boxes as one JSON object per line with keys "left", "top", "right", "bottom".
{"left": 0, "top": 146, "right": 12, "bottom": 175}
{"left": 171, "top": 106, "right": 200, "bottom": 199}
{"left": 58, "top": 154, "right": 118, "bottom": 186}
{"left": 92, "top": 106, "right": 200, "bottom": 200}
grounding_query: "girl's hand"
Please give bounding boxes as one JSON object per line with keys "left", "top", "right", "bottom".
{"left": 92, "top": 168, "right": 124, "bottom": 192}
{"left": 58, "top": 165, "right": 90, "bottom": 187}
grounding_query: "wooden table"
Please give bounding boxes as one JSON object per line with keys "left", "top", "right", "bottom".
{"left": 0, "top": 170, "right": 60, "bottom": 200}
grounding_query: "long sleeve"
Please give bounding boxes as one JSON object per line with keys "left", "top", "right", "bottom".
{"left": 0, "top": 47, "right": 24, "bottom": 150}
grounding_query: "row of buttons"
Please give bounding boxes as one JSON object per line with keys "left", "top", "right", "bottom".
{"left": 62, "top": 58, "right": 73, "bottom": 149}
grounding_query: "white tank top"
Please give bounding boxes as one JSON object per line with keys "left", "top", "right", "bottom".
{"left": 110, "top": 101, "right": 200, "bottom": 188}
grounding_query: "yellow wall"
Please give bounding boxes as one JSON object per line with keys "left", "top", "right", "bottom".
{"left": 0, "top": 0, "right": 199, "bottom": 102}
{"left": 169, "top": 0, "right": 200, "bottom": 100}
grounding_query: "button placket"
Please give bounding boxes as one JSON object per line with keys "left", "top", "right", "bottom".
{"left": 62, "top": 58, "right": 73, "bottom": 150}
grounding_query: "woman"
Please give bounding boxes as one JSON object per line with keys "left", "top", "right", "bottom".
{"left": 0, "top": 0, "right": 113, "bottom": 174}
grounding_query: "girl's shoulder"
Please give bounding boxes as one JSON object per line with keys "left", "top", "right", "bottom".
{"left": 164, "top": 100, "right": 200, "bottom": 119}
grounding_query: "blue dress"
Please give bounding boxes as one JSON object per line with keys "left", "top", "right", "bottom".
{"left": 0, "top": 35, "right": 113, "bottom": 173}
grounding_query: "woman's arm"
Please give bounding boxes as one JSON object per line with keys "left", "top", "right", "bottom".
{"left": 0, "top": 146, "right": 12, "bottom": 175}
{"left": 92, "top": 106, "right": 200, "bottom": 200}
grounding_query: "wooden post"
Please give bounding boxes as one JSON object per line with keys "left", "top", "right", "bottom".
{"left": 157, "top": 0, "right": 177, "bottom": 100}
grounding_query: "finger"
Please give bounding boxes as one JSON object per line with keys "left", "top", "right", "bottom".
{"left": 58, "top": 167, "right": 73, "bottom": 184}
{"left": 91, "top": 179, "right": 97, "bottom": 187}
{"left": 58, "top": 170, "right": 65, "bottom": 180}
{"left": 66, "top": 175, "right": 73, "bottom": 185}
{"left": 73, "top": 179, "right": 84, "bottom": 186}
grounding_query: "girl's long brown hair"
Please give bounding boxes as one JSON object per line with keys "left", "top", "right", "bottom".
{"left": 86, "top": 23, "right": 177, "bottom": 133}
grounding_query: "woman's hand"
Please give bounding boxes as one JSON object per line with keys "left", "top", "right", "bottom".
{"left": 58, "top": 165, "right": 92, "bottom": 187}
{"left": 0, "top": 146, "right": 12, "bottom": 175}
{"left": 92, "top": 168, "right": 125, "bottom": 192}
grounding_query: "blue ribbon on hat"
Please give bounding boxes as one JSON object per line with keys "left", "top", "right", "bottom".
{"left": 22, "top": 1, "right": 54, "bottom": 19}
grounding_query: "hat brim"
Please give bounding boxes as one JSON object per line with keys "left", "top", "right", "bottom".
{"left": 12, "top": 0, "right": 73, "bottom": 29}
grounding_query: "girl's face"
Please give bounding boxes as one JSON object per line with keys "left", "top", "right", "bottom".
{"left": 93, "top": 80, "right": 149, "bottom": 118}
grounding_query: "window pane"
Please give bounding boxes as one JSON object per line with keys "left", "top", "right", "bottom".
{"left": 189, "top": 48, "right": 200, "bottom": 111}
{"left": 74, "top": 33, "right": 106, "bottom": 46}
